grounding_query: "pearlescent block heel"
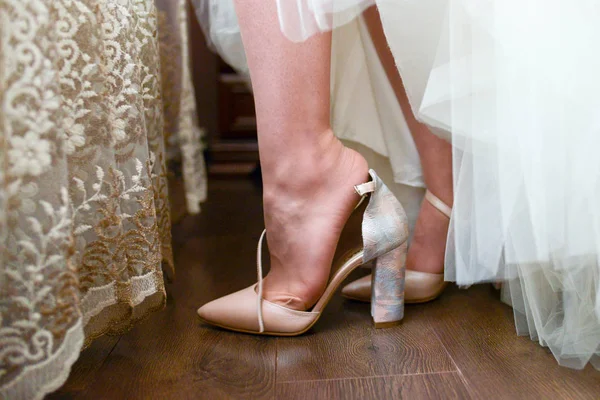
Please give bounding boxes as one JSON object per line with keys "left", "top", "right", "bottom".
{"left": 341, "top": 189, "right": 452, "bottom": 304}
{"left": 372, "top": 242, "right": 407, "bottom": 328}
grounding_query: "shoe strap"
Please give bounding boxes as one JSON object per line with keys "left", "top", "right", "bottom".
{"left": 354, "top": 181, "right": 376, "bottom": 196}
{"left": 425, "top": 190, "right": 452, "bottom": 218}
{"left": 256, "top": 229, "right": 267, "bottom": 333}
{"left": 353, "top": 180, "right": 376, "bottom": 211}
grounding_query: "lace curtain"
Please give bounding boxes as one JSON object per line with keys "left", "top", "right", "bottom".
{"left": 0, "top": 0, "right": 206, "bottom": 398}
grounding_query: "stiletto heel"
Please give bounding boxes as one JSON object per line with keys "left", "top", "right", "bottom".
{"left": 197, "top": 169, "right": 409, "bottom": 336}
{"left": 372, "top": 241, "right": 407, "bottom": 328}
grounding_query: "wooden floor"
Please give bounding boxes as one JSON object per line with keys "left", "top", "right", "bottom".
{"left": 51, "top": 178, "right": 599, "bottom": 400}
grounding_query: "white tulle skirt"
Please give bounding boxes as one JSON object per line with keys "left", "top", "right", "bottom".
{"left": 193, "top": 0, "right": 600, "bottom": 369}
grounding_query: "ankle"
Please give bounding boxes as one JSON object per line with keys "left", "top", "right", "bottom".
{"left": 406, "top": 201, "right": 449, "bottom": 274}
{"left": 261, "top": 129, "right": 346, "bottom": 192}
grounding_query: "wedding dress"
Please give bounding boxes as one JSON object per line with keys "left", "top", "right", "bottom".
{"left": 192, "top": 0, "right": 426, "bottom": 230}
{"left": 193, "top": 0, "right": 600, "bottom": 370}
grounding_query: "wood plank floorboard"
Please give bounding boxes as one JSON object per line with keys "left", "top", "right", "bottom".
{"left": 50, "top": 178, "right": 599, "bottom": 400}
{"left": 46, "top": 335, "right": 120, "bottom": 399}
{"left": 275, "top": 292, "right": 456, "bottom": 381}
{"left": 276, "top": 372, "right": 472, "bottom": 400}
{"left": 425, "top": 285, "right": 600, "bottom": 399}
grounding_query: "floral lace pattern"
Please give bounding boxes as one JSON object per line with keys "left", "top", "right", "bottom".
{"left": 0, "top": 0, "right": 206, "bottom": 398}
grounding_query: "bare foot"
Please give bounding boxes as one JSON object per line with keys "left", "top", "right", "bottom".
{"left": 406, "top": 197, "right": 449, "bottom": 274}
{"left": 260, "top": 130, "right": 369, "bottom": 310}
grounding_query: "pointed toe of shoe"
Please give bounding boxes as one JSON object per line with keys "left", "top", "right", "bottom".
{"left": 197, "top": 287, "right": 259, "bottom": 332}
{"left": 341, "top": 275, "right": 371, "bottom": 302}
{"left": 196, "top": 298, "right": 221, "bottom": 324}
{"left": 197, "top": 285, "right": 321, "bottom": 335}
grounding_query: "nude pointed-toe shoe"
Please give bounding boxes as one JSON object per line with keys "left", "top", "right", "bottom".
{"left": 197, "top": 169, "right": 410, "bottom": 336}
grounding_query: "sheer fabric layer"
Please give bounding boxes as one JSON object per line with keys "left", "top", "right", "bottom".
{"left": 276, "top": 0, "right": 600, "bottom": 370}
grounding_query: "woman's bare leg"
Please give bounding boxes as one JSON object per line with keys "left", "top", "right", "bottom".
{"left": 364, "top": 7, "right": 453, "bottom": 274}
{"left": 233, "top": 0, "right": 368, "bottom": 309}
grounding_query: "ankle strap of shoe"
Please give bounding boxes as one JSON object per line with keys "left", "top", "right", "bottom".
{"left": 425, "top": 190, "right": 452, "bottom": 218}
{"left": 354, "top": 181, "right": 375, "bottom": 196}
{"left": 353, "top": 180, "right": 376, "bottom": 211}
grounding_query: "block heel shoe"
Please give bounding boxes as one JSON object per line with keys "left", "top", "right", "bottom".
{"left": 341, "top": 190, "right": 451, "bottom": 304}
{"left": 196, "top": 169, "right": 409, "bottom": 336}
